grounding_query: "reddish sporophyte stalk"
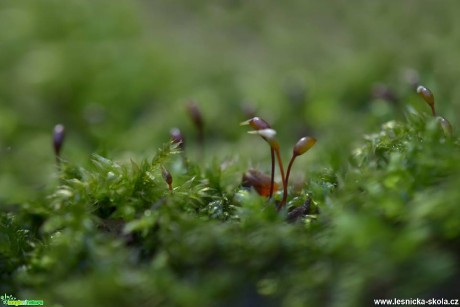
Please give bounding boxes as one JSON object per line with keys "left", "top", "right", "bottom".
{"left": 242, "top": 117, "right": 317, "bottom": 210}
{"left": 280, "top": 136, "right": 316, "bottom": 209}
{"left": 241, "top": 117, "right": 277, "bottom": 199}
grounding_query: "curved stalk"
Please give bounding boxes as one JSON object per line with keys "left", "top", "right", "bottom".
{"left": 280, "top": 155, "right": 297, "bottom": 209}
{"left": 269, "top": 148, "right": 275, "bottom": 198}
{"left": 274, "top": 148, "right": 286, "bottom": 207}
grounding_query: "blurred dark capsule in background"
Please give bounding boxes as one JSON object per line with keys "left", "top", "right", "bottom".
{"left": 186, "top": 101, "right": 204, "bottom": 132}
{"left": 53, "top": 124, "right": 65, "bottom": 157}
{"left": 170, "top": 127, "right": 185, "bottom": 150}
{"left": 372, "top": 83, "right": 399, "bottom": 105}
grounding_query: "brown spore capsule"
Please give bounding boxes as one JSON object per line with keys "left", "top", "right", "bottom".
{"left": 437, "top": 116, "right": 453, "bottom": 137}
{"left": 161, "top": 165, "right": 173, "bottom": 192}
{"left": 293, "top": 136, "right": 317, "bottom": 157}
{"left": 242, "top": 169, "right": 279, "bottom": 197}
{"left": 417, "top": 85, "right": 436, "bottom": 116}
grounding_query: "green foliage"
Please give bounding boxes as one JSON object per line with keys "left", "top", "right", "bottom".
{"left": 0, "top": 212, "right": 36, "bottom": 292}
{"left": 1, "top": 111, "right": 459, "bottom": 306}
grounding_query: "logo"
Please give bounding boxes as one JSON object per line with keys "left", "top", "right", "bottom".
{"left": 1, "top": 293, "right": 44, "bottom": 306}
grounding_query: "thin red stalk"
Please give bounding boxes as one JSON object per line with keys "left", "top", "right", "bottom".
{"left": 269, "top": 148, "right": 275, "bottom": 198}
{"left": 274, "top": 148, "right": 286, "bottom": 206}
{"left": 280, "top": 155, "right": 296, "bottom": 209}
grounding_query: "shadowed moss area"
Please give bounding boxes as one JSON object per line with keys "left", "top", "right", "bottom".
{"left": 1, "top": 1, "right": 460, "bottom": 306}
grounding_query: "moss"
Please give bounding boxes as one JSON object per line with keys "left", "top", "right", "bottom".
{"left": 0, "top": 110, "right": 457, "bottom": 306}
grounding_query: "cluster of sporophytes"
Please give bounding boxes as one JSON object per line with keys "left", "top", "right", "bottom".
{"left": 240, "top": 117, "right": 316, "bottom": 210}
{"left": 1, "top": 85, "right": 459, "bottom": 306}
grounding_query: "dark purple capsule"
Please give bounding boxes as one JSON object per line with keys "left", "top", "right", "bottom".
{"left": 53, "top": 124, "right": 65, "bottom": 157}
{"left": 186, "top": 101, "right": 204, "bottom": 131}
{"left": 170, "top": 127, "right": 185, "bottom": 150}
{"left": 372, "top": 83, "right": 398, "bottom": 104}
{"left": 240, "top": 116, "right": 271, "bottom": 130}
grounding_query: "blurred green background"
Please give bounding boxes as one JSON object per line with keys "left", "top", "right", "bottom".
{"left": 1, "top": 0, "right": 460, "bottom": 201}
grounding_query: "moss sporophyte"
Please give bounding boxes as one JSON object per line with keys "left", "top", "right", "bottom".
{"left": 416, "top": 85, "right": 453, "bottom": 137}
{"left": 161, "top": 165, "right": 173, "bottom": 193}
{"left": 186, "top": 101, "right": 205, "bottom": 149}
{"left": 241, "top": 117, "right": 317, "bottom": 210}
{"left": 53, "top": 124, "right": 65, "bottom": 171}
{"left": 240, "top": 117, "right": 276, "bottom": 199}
